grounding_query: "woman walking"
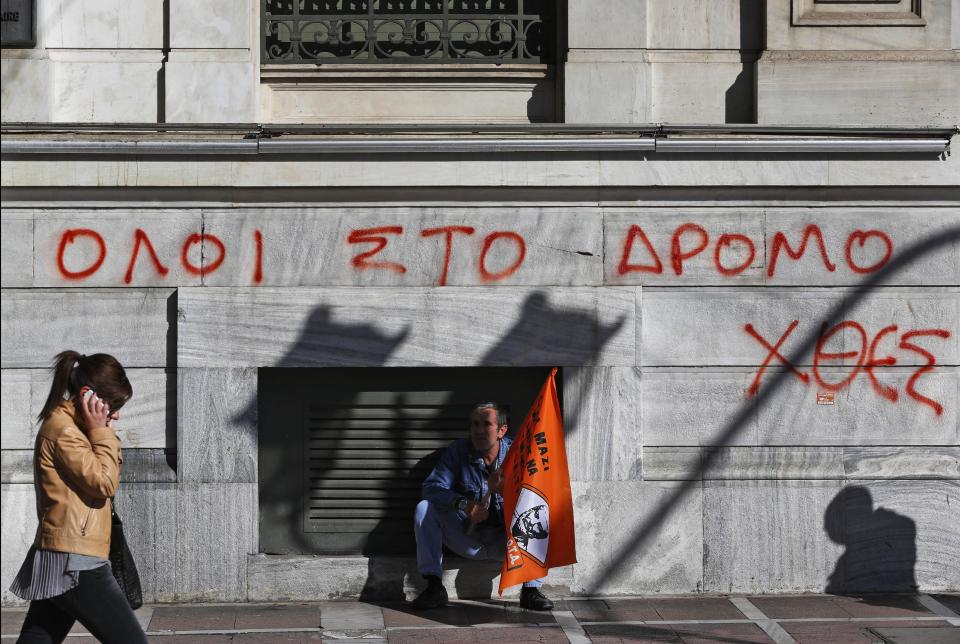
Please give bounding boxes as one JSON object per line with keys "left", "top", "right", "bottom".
{"left": 11, "top": 351, "right": 147, "bottom": 643}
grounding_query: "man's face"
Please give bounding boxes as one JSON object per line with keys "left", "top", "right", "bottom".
{"left": 470, "top": 408, "right": 507, "bottom": 453}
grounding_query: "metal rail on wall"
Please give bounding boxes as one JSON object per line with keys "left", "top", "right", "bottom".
{"left": 1, "top": 124, "right": 955, "bottom": 155}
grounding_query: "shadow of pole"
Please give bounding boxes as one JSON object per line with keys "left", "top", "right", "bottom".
{"left": 584, "top": 225, "right": 960, "bottom": 594}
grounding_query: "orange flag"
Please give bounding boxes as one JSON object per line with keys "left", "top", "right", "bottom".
{"left": 498, "top": 368, "right": 576, "bottom": 595}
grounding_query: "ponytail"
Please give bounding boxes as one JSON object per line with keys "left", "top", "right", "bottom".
{"left": 37, "top": 351, "right": 133, "bottom": 423}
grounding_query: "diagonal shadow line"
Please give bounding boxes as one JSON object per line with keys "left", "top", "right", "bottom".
{"left": 585, "top": 225, "right": 960, "bottom": 594}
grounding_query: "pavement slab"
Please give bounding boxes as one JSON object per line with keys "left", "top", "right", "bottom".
{"left": 930, "top": 595, "right": 960, "bottom": 616}
{"left": 869, "top": 626, "right": 960, "bottom": 644}
{"left": 780, "top": 619, "right": 953, "bottom": 644}
{"left": 823, "top": 595, "right": 935, "bottom": 619}
{"left": 747, "top": 595, "right": 852, "bottom": 619}
{"left": 387, "top": 625, "right": 568, "bottom": 643}
{"left": 644, "top": 598, "right": 748, "bottom": 621}
{"left": 380, "top": 600, "right": 550, "bottom": 627}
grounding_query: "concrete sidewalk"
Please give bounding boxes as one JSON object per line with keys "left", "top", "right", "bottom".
{"left": 2, "top": 593, "right": 958, "bottom": 643}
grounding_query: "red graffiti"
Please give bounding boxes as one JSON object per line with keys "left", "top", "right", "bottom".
{"left": 743, "top": 320, "right": 810, "bottom": 397}
{"left": 124, "top": 228, "right": 169, "bottom": 284}
{"left": 421, "top": 226, "right": 475, "bottom": 286}
{"left": 617, "top": 222, "right": 892, "bottom": 280}
{"left": 864, "top": 325, "right": 899, "bottom": 403}
{"left": 900, "top": 329, "right": 952, "bottom": 416}
{"left": 55, "top": 227, "right": 261, "bottom": 283}
{"left": 767, "top": 224, "right": 837, "bottom": 277}
{"left": 670, "top": 223, "right": 709, "bottom": 276}
{"left": 845, "top": 230, "right": 893, "bottom": 274}
{"left": 181, "top": 233, "right": 226, "bottom": 277}
{"left": 714, "top": 233, "right": 756, "bottom": 276}
{"left": 618, "top": 225, "right": 663, "bottom": 275}
{"left": 253, "top": 230, "right": 264, "bottom": 284}
{"left": 347, "top": 225, "right": 528, "bottom": 283}
{"left": 745, "top": 320, "right": 952, "bottom": 415}
{"left": 348, "top": 226, "right": 407, "bottom": 274}
{"left": 480, "top": 231, "right": 526, "bottom": 283}
{"left": 56, "top": 229, "right": 106, "bottom": 280}
{"left": 812, "top": 321, "right": 868, "bottom": 392}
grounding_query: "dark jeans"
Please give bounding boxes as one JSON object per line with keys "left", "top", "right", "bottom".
{"left": 17, "top": 565, "right": 147, "bottom": 644}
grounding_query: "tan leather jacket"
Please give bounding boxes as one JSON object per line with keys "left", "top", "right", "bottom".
{"left": 33, "top": 400, "right": 122, "bottom": 558}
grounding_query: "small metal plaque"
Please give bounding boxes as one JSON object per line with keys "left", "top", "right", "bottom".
{"left": 1, "top": 0, "right": 35, "bottom": 48}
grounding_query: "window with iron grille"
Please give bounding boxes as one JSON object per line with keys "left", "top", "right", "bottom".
{"left": 262, "top": 1, "right": 556, "bottom": 64}
{"left": 258, "top": 367, "right": 556, "bottom": 555}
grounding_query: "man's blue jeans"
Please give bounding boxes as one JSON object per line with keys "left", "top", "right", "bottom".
{"left": 413, "top": 499, "right": 543, "bottom": 588}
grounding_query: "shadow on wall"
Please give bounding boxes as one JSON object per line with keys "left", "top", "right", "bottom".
{"left": 581, "top": 226, "right": 960, "bottom": 595}
{"left": 239, "top": 291, "right": 623, "bottom": 601}
{"left": 825, "top": 486, "right": 917, "bottom": 595}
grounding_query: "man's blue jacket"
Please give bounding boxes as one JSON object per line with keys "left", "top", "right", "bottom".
{"left": 421, "top": 436, "right": 511, "bottom": 525}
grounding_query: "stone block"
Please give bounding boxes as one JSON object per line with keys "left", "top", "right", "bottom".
{"left": 169, "top": 0, "right": 251, "bottom": 49}
{"left": 641, "top": 447, "right": 702, "bottom": 481}
{"left": 564, "top": 62, "right": 651, "bottom": 124}
{"left": 0, "top": 59, "right": 51, "bottom": 122}
{"left": 202, "top": 207, "right": 603, "bottom": 287}
{"left": 0, "top": 371, "right": 34, "bottom": 450}
{"left": 31, "top": 209, "right": 202, "bottom": 287}
{"left": 641, "top": 369, "right": 758, "bottom": 446}
{"left": 607, "top": 207, "right": 960, "bottom": 286}
{"left": 598, "top": 156, "right": 830, "bottom": 188}
{"left": 640, "top": 288, "right": 959, "bottom": 367}
{"left": 0, "top": 368, "right": 170, "bottom": 449}
{"left": 112, "top": 483, "right": 178, "bottom": 602}
{"left": 650, "top": 57, "right": 753, "bottom": 124}
{"left": 175, "top": 483, "right": 257, "bottom": 601}
{"left": 262, "top": 78, "right": 554, "bottom": 124}
{"left": 1, "top": 448, "right": 173, "bottom": 484}
{"left": 165, "top": 62, "right": 255, "bottom": 124}
{"left": 563, "top": 367, "right": 642, "bottom": 481}
{"left": 1, "top": 289, "right": 173, "bottom": 369}
{"left": 570, "top": 481, "right": 703, "bottom": 594}
{"left": 703, "top": 480, "right": 844, "bottom": 593}
{"left": 51, "top": 58, "right": 161, "bottom": 123}
{"left": 765, "top": 0, "right": 952, "bottom": 51}
{"left": 758, "top": 57, "right": 960, "bottom": 127}
{"left": 1, "top": 210, "right": 33, "bottom": 287}
{"left": 40, "top": 0, "right": 163, "bottom": 48}
{"left": 605, "top": 209, "right": 766, "bottom": 286}
{"left": 177, "top": 287, "right": 636, "bottom": 368}
{"left": 858, "top": 480, "right": 960, "bottom": 591}
{"left": 568, "top": 0, "right": 646, "bottom": 49}
{"left": 647, "top": 0, "right": 763, "bottom": 50}
{"left": 842, "top": 447, "right": 960, "bottom": 480}
{"left": 177, "top": 368, "right": 257, "bottom": 483}
{"left": 760, "top": 208, "right": 960, "bottom": 286}
{"left": 756, "top": 367, "right": 959, "bottom": 447}
{"left": 1, "top": 484, "right": 36, "bottom": 606}
{"left": 644, "top": 447, "right": 846, "bottom": 481}
{"left": 246, "top": 554, "right": 540, "bottom": 602}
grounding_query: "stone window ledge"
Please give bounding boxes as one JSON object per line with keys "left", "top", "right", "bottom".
{"left": 260, "top": 63, "right": 552, "bottom": 82}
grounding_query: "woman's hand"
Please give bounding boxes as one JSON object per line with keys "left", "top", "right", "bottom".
{"left": 79, "top": 388, "right": 111, "bottom": 431}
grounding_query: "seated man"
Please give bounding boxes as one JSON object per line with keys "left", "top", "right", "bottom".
{"left": 412, "top": 402, "right": 554, "bottom": 611}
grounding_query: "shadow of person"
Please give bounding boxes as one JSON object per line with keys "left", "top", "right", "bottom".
{"left": 244, "top": 305, "right": 410, "bottom": 555}
{"left": 825, "top": 485, "right": 918, "bottom": 596}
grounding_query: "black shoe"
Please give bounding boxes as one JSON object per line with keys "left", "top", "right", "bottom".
{"left": 412, "top": 576, "right": 448, "bottom": 610}
{"left": 519, "top": 586, "right": 554, "bottom": 611}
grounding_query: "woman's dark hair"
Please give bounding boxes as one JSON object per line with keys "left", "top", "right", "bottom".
{"left": 38, "top": 351, "right": 133, "bottom": 422}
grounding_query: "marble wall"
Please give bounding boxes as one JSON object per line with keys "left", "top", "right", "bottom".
{"left": 2, "top": 202, "right": 957, "bottom": 603}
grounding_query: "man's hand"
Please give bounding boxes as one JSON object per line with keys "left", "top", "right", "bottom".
{"left": 488, "top": 468, "right": 504, "bottom": 495}
{"left": 465, "top": 500, "right": 489, "bottom": 524}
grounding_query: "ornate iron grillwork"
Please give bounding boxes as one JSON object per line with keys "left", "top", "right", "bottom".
{"left": 263, "top": 1, "right": 554, "bottom": 64}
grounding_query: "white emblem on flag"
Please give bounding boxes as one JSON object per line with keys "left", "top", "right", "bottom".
{"left": 511, "top": 485, "right": 550, "bottom": 565}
